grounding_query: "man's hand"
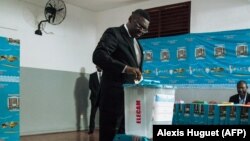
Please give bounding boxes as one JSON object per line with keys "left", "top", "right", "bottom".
{"left": 125, "top": 66, "right": 142, "bottom": 81}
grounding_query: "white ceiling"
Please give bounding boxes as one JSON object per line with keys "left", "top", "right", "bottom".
{"left": 23, "top": 0, "right": 150, "bottom": 12}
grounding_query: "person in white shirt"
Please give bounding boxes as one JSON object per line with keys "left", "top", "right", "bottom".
{"left": 229, "top": 80, "right": 250, "bottom": 104}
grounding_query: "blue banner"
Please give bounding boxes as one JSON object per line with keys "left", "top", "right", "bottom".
{"left": 139, "top": 29, "right": 250, "bottom": 88}
{"left": 0, "top": 36, "right": 20, "bottom": 141}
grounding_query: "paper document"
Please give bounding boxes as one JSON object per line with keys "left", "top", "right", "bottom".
{"left": 153, "top": 94, "right": 175, "bottom": 122}
{"left": 134, "top": 75, "right": 143, "bottom": 84}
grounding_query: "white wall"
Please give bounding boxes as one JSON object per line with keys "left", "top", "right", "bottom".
{"left": 0, "top": 0, "right": 97, "bottom": 73}
{"left": 0, "top": 0, "right": 97, "bottom": 136}
{"left": 191, "top": 0, "right": 250, "bottom": 33}
{"left": 96, "top": 0, "right": 250, "bottom": 103}
{"left": 97, "top": 0, "right": 250, "bottom": 38}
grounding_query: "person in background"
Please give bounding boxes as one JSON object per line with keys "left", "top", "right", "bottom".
{"left": 92, "top": 9, "right": 150, "bottom": 141}
{"left": 88, "top": 66, "right": 102, "bottom": 134}
{"left": 74, "top": 67, "right": 89, "bottom": 132}
{"left": 229, "top": 80, "right": 250, "bottom": 104}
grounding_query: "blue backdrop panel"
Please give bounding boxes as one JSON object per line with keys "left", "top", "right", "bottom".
{"left": 0, "top": 36, "right": 20, "bottom": 141}
{"left": 139, "top": 29, "right": 250, "bottom": 88}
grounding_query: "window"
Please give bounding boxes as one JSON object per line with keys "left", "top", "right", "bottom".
{"left": 141, "top": 1, "right": 191, "bottom": 39}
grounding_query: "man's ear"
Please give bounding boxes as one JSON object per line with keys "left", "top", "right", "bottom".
{"left": 128, "top": 16, "right": 132, "bottom": 23}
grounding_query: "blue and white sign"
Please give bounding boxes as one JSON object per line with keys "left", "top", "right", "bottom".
{"left": 139, "top": 29, "right": 250, "bottom": 88}
{"left": 0, "top": 36, "right": 20, "bottom": 141}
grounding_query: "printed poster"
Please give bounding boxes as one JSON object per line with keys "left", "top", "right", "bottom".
{"left": 0, "top": 36, "right": 20, "bottom": 141}
{"left": 139, "top": 29, "right": 250, "bottom": 88}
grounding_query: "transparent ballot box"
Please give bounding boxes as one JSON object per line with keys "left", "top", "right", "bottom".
{"left": 124, "top": 84, "right": 175, "bottom": 139}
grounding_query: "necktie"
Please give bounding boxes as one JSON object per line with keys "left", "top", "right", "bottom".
{"left": 133, "top": 38, "right": 141, "bottom": 65}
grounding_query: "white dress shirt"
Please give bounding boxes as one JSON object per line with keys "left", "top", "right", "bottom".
{"left": 97, "top": 71, "right": 102, "bottom": 83}
{"left": 122, "top": 24, "right": 141, "bottom": 73}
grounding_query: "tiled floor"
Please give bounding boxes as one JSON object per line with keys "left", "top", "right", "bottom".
{"left": 21, "top": 130, "right": 99, "bottom": 141}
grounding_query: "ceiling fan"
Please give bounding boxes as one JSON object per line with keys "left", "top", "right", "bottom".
{"left": 35, "top": 0, "right": 67, "bottom": 35}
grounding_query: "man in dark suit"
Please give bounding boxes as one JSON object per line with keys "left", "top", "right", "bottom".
{"left": 88, "top": 66, "right": 102, "bottom": 134}
{"left": 229, "top": 80, "right": 250, "bottom": 104}
{"left": 92, "top": 9, "right": 150, "bottom": 141}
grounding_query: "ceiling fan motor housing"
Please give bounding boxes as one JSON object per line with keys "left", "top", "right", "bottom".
{"left": 45, "top": 6, "right": 56, "bottom": 23}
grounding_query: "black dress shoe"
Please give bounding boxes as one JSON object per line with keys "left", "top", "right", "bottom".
{"left": 88, "top": 130, "right": 94, "bottom": 134}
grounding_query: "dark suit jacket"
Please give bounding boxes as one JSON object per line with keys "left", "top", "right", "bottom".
{"left": 92, "top": 25, "right": 143, "bottom": 113}
{"left": 229, "top": 93, "right": 250, "bottom": 104}
{"left": 89, "top": 72, "right": 100, "bottom": 105}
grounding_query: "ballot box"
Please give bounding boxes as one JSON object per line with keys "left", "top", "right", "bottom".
{"left": 123, "top": 84, "right": 175, "bottom": 139}
{"left": 215, "top": 104, "right": 250, "bottom": 125}
{"left": 240, "top": 105, "right": 250, "bottom": 125}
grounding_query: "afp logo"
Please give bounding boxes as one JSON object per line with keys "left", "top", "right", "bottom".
{"left": 222, "top": 129, "right": 246, "bottom": 138}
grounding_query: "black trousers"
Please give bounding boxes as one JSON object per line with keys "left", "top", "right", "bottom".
{"left": 99, "top": 108, "right": 125, "bottom": 141}
{"left": 89, "top": 99, "right": 98, "bottom": 131}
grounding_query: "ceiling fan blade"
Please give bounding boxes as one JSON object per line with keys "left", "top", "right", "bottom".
{"left": 52, "top": 14, "right": 56, "bottom": 23}
{"left": 49, "top": 3, "right": 53, "bottom": 8}
{"left": 57, "top": 8, "right": 64, "bottom": 12}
